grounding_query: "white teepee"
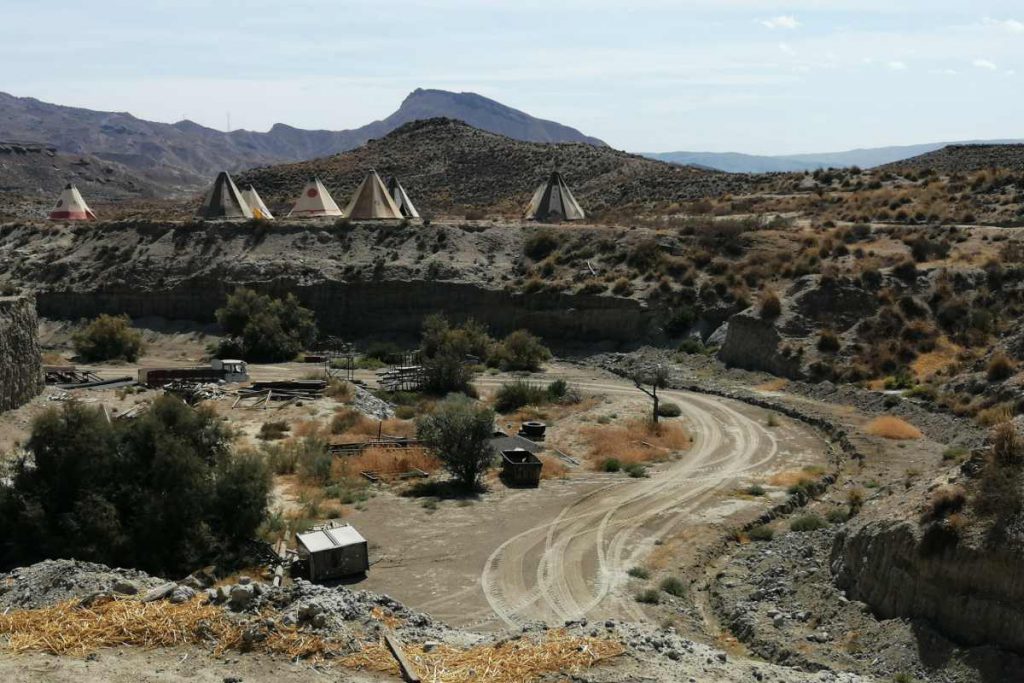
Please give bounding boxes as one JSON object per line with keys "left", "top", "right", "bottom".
{"left": 242, "top": 186, "right": 274, "bottom": 220}
{"left": 288, "top": 177, "right": 343, "bottom": 218}
{"left": 196, "top": 171, "right": 253, "bottom": 220}
{"left": 386, "top": 175, "right": 420, "bottom": 219}
{"left": 524, "top": 171, "right": 585, "bottom": 223}
{"left": 48, "top": 183, "right": 96, "bottom": 221}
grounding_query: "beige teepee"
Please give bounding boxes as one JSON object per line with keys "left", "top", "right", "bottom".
{"left": 288, "top": 177, "right": 343, "bottom": 218}
{"left": 242, "top": 186, "right": 274, "bottom": 220}
{"left": 524, "top": 171, "right": 585, "bottom": 223}
{"left": 344, "top": 170, "right": 403, "bottom": 220}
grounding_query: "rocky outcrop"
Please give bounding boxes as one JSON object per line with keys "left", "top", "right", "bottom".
{"left": 716, "top": 312, "right": 803, "bottom": 379}
{"left": 831, "top": 518, "right": 1024, "bottom": 654}
{"left": 0, "top": 295, "right": 42, "bottom": 411}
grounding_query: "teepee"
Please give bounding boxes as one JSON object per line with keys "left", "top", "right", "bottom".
{"left": 385, "top": 175, "right": 420, "bottom": 219}
{"left": 242, "top": 185, "right": 274, "bottom": 220}
{"left": 196, "top": 171, "right": 253, "bottom": 220}
{"left": 48, "top": 184, "right": 96, "bottom": 221}
{"left": 288, "top": 177, "right": 343, "bottom": 218}
{"left": 344, "top": 170, "right": 403, "bottom": 220}
{"left": 524, "top": 171, "right": 585, "bottom": 223}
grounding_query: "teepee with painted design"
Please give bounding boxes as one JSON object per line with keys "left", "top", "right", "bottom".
{"left": 242, "top": 185, "right": 274, "bottom": 220}
{"left": 288, "top": 177, "right": 342, "bottom": 218}
{"left": 48, "top": 183, "right": 96, "bottom": 221}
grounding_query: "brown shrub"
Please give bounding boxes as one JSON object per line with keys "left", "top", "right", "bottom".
{"left": 335, "top": 447, "right": 440, "bottom": 481}
{"left": 865, "top": 416, "right": 922, "bottom": 440}
{"left": 582, "top": 419, "right": 690, "bottom": 469}
{"left": 759, "top": 289, "right": 782, "bottom": 320}
{"left": 922, "top": 484, "right": 967, "bottom": 523}
{"left": 986, "top": 352, "right": 1016, "bottom": 382}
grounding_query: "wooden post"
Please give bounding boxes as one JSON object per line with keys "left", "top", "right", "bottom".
{"left": 384, "top": 631, "right": 422, "bottom": 683}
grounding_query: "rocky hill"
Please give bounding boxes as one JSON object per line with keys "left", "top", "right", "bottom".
{"left": 0, "top": 89, "right": 603, "bottom": 192}
{"left": 238, "top": 118, "right": 754, "bottom": 216}
{"left": 880, "top": 144, "right": 1024, "bottom": 174}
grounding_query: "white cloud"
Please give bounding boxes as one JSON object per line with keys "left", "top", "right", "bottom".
{"left": 761, "top": 15, "right": 801, "bottom": 30}
{"left": 778, "top": 42, "right": 796, "bottom": 55}
{"left": 983, "top": 17, "right": 1024, "bottom": 33}
{"left": 973, "top": 59, "right": 998, "bottom": 70}
{"left": 930, "top": 68, "right": 958, "bottom": 75}
{"left": 888, "top": 60, "right": 908, "bottom": 71}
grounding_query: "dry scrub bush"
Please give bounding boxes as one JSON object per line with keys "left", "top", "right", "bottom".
{"left": 865, "top": 416, "right": 922, "bottom": 440}
{"left": 922, "top": 484, "right": 967, "bottom": 523}
{"left": 987, "top": 352, "right": 1016, "bottom": 382}
{"left": 582, "top": 419, "right": 690, "bottom": 469}
{"left": 758, "top": 289, "right": 782, "bottom": 320}
{"left": 335, "top": 447, "right": 440, "bottom": 481}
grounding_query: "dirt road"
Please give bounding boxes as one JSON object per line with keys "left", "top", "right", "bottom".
{"left": 465, "top": 378, "right": 811, "bottom": 629}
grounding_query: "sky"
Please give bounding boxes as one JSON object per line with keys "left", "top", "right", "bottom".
{"left": 1, "top": 0, "right": 1022, "bottom": 155}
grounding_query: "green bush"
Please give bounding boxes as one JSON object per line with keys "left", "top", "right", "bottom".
{"left": 494, "top": 380, "right": 548, "bottom": 413}
{"left": 659, "top": 576, "right": 687, "bottom": 598}
{"left": 625, "top": 463, "right": 649, "bottom": 478}
{"left": 295, "top": 436, "right": 333, "bottom": 484}
{"left": 627, "top": 566, "right": 651, "bottom": 579}
{"left": 657, "top": 401, "right": 682, "bottom": 418}
{"left": 635, "top": 589, "right": 660, "bottom": 604}
{"left": 748, "top": 525, "right": 775, "bottom": 541}
{"left": 602, "top": 458, "right": 622, "bottom": 472}
{"left": 745, "top": 484, "right": 765, "bottom": 496}
{"left": 826, "top": 507, "right": 850, "bottom": 524}
{"left": 677, "top": 337, "right": 705, "bottom": 354}
{"left": 790, "top": 514, "right": 827, "bottom": 532}
{"left": 417, "top": 395, "right": 496, "bottom": 490}
{"left": 72, "top": 314, "right": 144, "bottom": 362}
{"left": 493, "top": 330, "right": 551, "bottom": 371}
{"left": 0, "top": 396, "right": 269, "bottom": 576}
{"left": 215, "top": 288, "right": 317, "bottom": 362}
{"left": 524, "top": 231, "right": 560, "bottom": 261}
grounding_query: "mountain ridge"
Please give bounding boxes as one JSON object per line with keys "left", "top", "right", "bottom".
{"left": 645, "top": 139, "right": 1024, "bottom": 173}
{"left": 0, "top": 89, "right": 603, "bottom": 192}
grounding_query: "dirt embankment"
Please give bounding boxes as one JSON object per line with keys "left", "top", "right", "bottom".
{"left": 0, "top": 295, "right": 42, "bottom": 411}
{"left": 0, "top": 220, "right": 665, "bottom": 345}
{"left": 832, "top": 502, "right": 1024, "bottom": 656}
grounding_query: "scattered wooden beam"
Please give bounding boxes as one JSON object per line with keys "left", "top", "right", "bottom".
{"left": 384, "top": 631, "right": 422, "bottom": 683}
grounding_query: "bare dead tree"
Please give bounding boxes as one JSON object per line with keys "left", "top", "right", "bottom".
{"left": 632, "top": 365, "right": 670, "bottom": 425}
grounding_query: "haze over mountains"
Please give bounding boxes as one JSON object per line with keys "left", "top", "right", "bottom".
{"left": 645, "top": 140, "right": 1024, "bottom": 174}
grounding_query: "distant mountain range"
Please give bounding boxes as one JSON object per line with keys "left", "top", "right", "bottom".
{"left": 0, "top": 89, "right": 603, "bottom": 192}
{"left": 644, "top": 140, "right": 1024, "bottom": 174}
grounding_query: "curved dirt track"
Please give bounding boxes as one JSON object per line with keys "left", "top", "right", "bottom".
{"left": 470, "top": 379, "right": 809, "bottom": 630}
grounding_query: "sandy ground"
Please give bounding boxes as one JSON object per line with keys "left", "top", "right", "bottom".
{"left": 347, "top": 367, "right": 826, "bottom": 632}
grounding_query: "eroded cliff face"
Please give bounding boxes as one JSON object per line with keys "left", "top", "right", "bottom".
{"left": 0, "top": 295, "right": 42, "bottom": 412}
{"left": 0, "top": 221, "right": 661, "bottom": 345}
{"left": 716, "top": 312, "right": 804, "bottom": 379}
{"left": 831, "top": 517, "right": 1024, "bottom": 654}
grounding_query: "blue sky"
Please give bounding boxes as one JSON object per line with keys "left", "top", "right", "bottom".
{"left": 1, "top": 1, "right": 1021, "bottom": 154}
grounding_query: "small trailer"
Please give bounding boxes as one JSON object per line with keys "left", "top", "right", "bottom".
{"left": 501, "top": 448, "right": 543, "bottom": 488}
{"left": 137, "top": 359, "right": 248, "bottom": 387}
{"left": 296, "top": 524, "right": 369, "bottom": 581}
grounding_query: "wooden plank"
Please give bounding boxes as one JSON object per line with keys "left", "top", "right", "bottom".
{"left": 384, "top": 631, "right": 422, "bottom": 683}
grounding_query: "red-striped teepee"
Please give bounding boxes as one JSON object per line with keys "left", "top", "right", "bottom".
{"left": 49, "top": 183, "right": 97, "bottom": 221}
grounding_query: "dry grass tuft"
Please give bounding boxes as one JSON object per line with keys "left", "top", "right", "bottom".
{"left": 865, "top": 416, "right": 922, "bottom": 440}
{"left": 755, "top": 378, "right": 789, "bottom": 393}
{"left": 0, "top": 596, "right": 334, "bottom": 660}
{"left": 335, "top": 447, "right": 440, "bottom": 481}
{"left": 768, "top": 467, "right": 820, "bottom": 488}
{"left": 337, "top": 629, "right": 625, "bottom": 683}
{"left": 582, "top": 419, "right": 691, "bottom": 468}
{"left": 538, "top": 454, "right": 569, "bottom": 480}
